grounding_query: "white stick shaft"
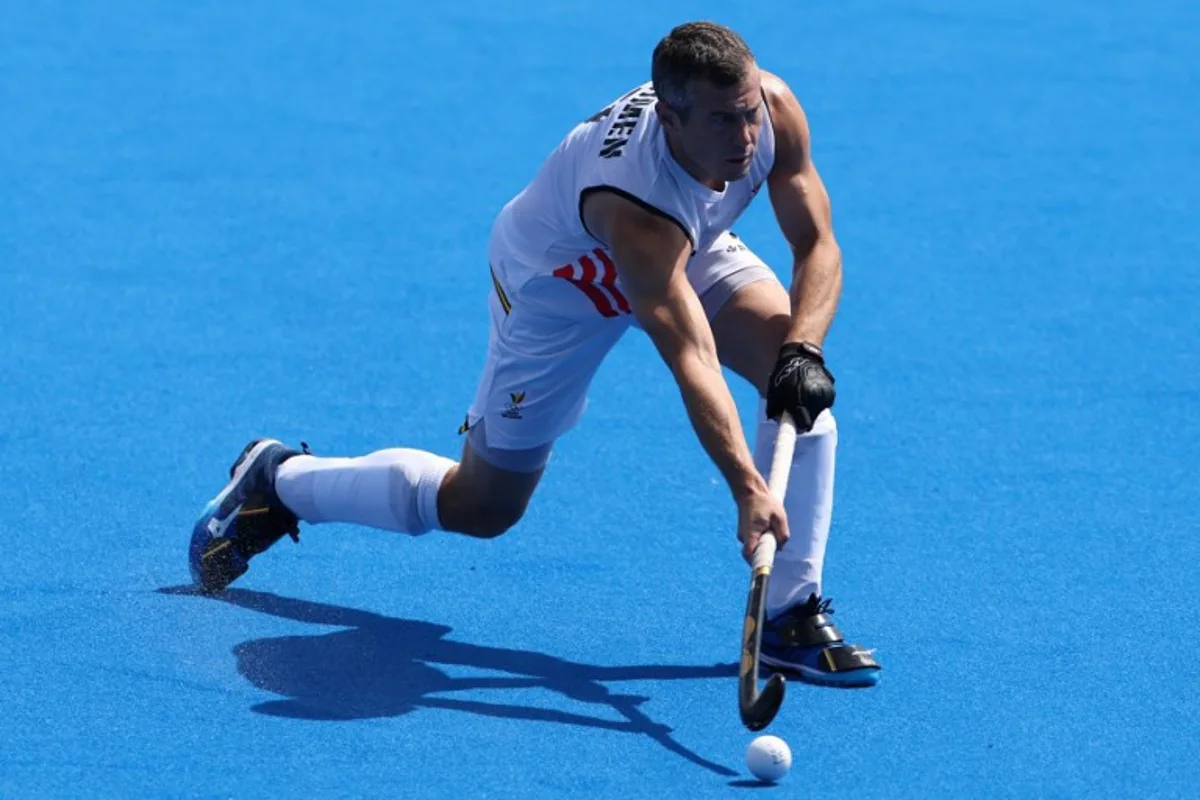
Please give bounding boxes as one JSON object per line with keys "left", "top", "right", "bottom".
{"left": 750, "top": 411, "right": 797, "bottom": 572}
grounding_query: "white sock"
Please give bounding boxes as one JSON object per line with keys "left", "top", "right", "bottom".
{"left": 274, "top": 448, "right": 456, "bottom": 535}
{"left": 752, "top": 398, "right": 838, "bottom": 619}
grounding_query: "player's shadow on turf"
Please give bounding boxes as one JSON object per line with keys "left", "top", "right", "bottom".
{"left": 158, "top": 586, "right": 740, "bottom": 777}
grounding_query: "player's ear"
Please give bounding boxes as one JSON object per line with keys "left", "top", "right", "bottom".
{"left": 656, "top": 99, "right": 682, "bottom": 132}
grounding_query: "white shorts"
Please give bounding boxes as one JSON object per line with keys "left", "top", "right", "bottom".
{"left": 464, "top": 230, "right": 780, "bottom": 456}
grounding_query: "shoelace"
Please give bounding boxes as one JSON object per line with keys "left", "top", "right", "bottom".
{"left": 801, "top": 595, "right": 834, "bottom": 617}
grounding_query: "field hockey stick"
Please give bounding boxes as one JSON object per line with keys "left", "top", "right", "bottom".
{"left": 737, "top": 410, "right": 798, "bottom": 731}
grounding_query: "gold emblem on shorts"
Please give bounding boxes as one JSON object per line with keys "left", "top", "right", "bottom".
{"left": 502, "top": 392, "right": 526, "bottom": 420}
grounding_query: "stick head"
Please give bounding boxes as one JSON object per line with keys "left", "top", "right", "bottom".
{"left": 740, "top": 672, "right": 786, "bottom": 731}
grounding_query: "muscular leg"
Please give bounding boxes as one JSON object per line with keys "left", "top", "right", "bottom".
{"left": 436, "top": 434, "right": 546, "bottom": 538}
{"left": 274, "top": 425, "right": 548, "bottom": 541}
{"left": 708, "top": 278, "right": 791, "bottom": 393}
{"left": 709, "top": 276, "right": 837, "bottom": 616}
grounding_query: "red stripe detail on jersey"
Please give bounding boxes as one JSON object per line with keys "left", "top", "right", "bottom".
{"left": 576, "top": 255, "right": 619, "bottom": 317}
{"left": 592, "top": 249, "right": 631, "bottom": 314}
{"left": 553, "top": 262, "right": 619, "bottom": 318}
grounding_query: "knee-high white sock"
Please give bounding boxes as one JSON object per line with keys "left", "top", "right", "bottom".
{"left": 752, "top": 398, "right": 837, "bottom": 618}
{"left": 274, "top": 449, "right": 456, "bottom": 535}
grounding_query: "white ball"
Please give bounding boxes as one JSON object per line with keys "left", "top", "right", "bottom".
{"left": 746, "top": 734, "right": 792, "bottom": 782}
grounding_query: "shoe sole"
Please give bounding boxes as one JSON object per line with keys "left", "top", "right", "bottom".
{"left": 759, "top": 653, "right": 881, "bottom": 688}
{"left": 189, "top": 439, "right": 284, "bottom": 592}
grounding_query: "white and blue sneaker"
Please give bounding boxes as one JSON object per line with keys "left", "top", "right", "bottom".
{"left": 760, "top": 595, "right": 881, "bottom": 687}
{"left": 189, "top": 439, "right": 308, "bottom": 593}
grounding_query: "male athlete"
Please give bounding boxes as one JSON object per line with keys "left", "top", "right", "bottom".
{"left": 190, "top": 22, "right": 880, "bottom": 686}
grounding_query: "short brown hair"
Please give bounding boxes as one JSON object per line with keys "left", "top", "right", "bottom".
{"left": 651, "top": 22, "right": 756, "bottom": 116}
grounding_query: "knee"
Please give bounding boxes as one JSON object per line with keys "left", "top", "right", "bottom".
{"left": 458, "top": 503, "right": 526, "bottom": 539}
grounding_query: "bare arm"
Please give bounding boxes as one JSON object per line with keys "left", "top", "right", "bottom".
{"left": 581, "top": 192, "right": 766, "bottom": 503}
{"left": 762, "top": 72, "right": 843, "bottom": 346}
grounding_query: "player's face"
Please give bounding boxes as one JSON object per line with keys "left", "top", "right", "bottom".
{"left": 670, "top": 66, "right": 764, "bottom": 185}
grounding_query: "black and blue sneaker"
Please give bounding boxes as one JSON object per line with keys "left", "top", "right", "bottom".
{"left": 189, "top": 439, "right": 309, "bottom": 593}
{"left": 760, "top": 594, "right": 881, "bottom": 687}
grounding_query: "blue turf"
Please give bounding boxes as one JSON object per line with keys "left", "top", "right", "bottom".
{"left": 3, "top": 1, "right": 1199, "bottom": 797}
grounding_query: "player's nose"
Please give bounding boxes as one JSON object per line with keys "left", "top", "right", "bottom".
{"left": 736, "top": 117, "right": 757, "bottom": 148}
{"left": 729, "top": 120, "right": 758, "bottom": 153}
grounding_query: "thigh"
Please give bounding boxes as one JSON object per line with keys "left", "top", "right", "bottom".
{"left": 467, "top": 259, "right": 631, "bottom": 452}
{"left": 686, "top": 231, "right": 780, "bottom": 320}
{"left": 690, "top": 233, "right": 791, "bottom": 395}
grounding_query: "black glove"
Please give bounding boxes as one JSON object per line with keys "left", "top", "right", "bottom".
{"left": 765, "top": 341, "right": 835, "bottom": 431}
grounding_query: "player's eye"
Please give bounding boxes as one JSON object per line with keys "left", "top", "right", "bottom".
{"left": 711, "top": 109, "right": 760, "bottom": 128}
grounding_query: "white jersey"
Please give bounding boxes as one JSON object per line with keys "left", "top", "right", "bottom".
{"left": 492, "top": 82, "right": 776, "bottom": 281}
{"left": 472, "top": 82, "right": 780, "bottom": 451}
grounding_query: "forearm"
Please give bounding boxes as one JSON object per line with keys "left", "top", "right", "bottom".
{"left": 786, "top": 237, "right": 843, "bottom": 346}
{"left": 668, "top": 348, "right": 766, "bottom": 502}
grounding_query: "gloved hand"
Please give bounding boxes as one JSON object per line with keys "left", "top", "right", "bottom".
{"left": 765, "top": 341, "right": 835, "bottom": 432}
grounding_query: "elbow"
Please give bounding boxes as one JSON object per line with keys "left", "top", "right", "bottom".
{"left": 829, "top": 238, "right": 843, "bottom": 270}
{"left": 664, "top": 340, "right": 721, "bottom": 380}
{"left": 793, "top": 235, "right": 841, "bottom": 276}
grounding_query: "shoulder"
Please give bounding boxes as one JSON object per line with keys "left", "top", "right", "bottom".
{"left": 759, "top": 70, "right": 806, "bottom": 125}
{"left": 759, "top": 69, "right": 811, "bottom": 171}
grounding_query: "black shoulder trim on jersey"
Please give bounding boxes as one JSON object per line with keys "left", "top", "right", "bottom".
{"left": 760, "top": 86, "right": 779, "bottom": 177}
{"left": 578, "top": 185, "right": 696, "bottom": 255}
